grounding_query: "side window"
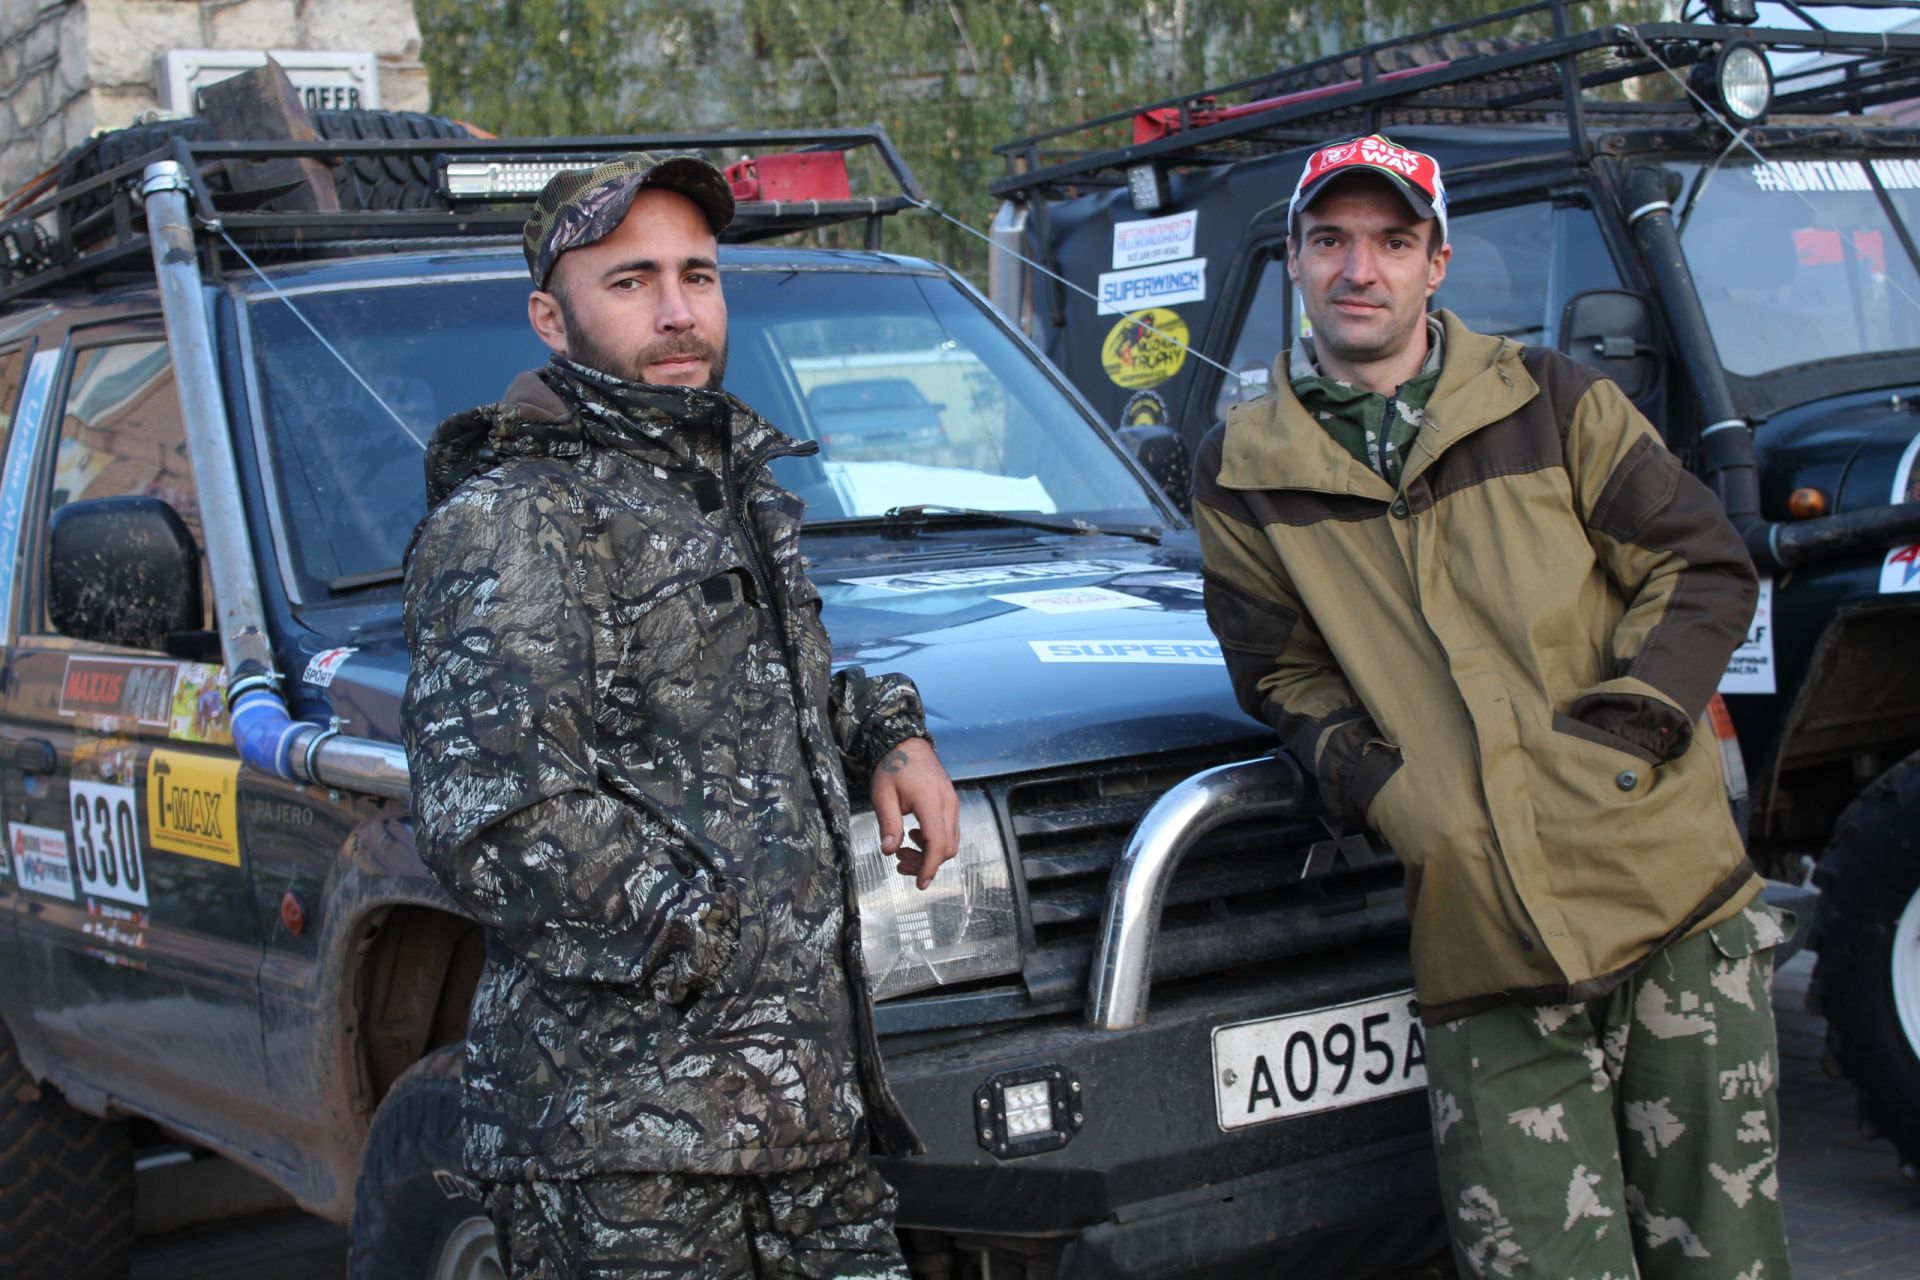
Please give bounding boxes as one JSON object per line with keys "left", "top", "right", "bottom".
{"left": 1212, "top": 249, "right": 1291, "bottom": 421}
{"left": 0, "top": 348, "right": 27, "bottom": 438}
{"left": 46, "top": 340, "right": 212, "bottom": 638}
{"left": 1434, "top": 200, "right": 1624, "bottom": 349}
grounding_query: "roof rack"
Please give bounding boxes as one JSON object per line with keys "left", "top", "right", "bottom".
{"left": 0, "top": 126, "right": 925, "bottom": 305}
{"left": 991, "top": 0, "right": 1920, "bottom": 200}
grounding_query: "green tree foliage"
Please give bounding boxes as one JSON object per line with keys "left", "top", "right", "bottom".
{"left": 419, "top": 0, "right": 1670, "bottom": 282}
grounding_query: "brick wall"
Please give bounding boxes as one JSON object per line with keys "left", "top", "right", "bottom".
{"left": 1, "top": 0, "right": 429, "bottom": 198}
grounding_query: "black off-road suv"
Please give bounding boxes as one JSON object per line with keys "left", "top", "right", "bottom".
{"left": 0, "top": 106, "right": 1465, "bottom": 1278}
{"left": 990, "top": 0, "right": 1920, "bottom": 1182}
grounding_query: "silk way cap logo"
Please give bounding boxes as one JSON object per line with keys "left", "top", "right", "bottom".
{"left": 1288, "top": 133, "right": 1449, "bottom": 244}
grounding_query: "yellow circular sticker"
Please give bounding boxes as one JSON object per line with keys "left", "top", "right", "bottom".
{"left": 1101, "top": 308, "right": 1189, "bottom": 390}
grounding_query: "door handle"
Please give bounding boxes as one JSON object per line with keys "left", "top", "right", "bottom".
{"left": 11, "top": 738, "right": 55, "bottom": 775}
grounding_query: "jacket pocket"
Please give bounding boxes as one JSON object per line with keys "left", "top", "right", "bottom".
{"left": 1549, "top": 712, "right": 1661, "bottom": 767}
{"left": 677, "top": 887, "right": 770, "bottom": 1036}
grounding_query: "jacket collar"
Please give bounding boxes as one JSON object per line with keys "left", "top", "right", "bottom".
{"left": 1215, "top": 309, "right": 1537, "bottom": 497}
{"left": 423, "top": 360, "right": 814, "bottom": 511}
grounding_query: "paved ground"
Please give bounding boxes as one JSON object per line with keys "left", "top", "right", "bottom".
{"left": 129, "top": 952, "right": 1920, "bottom": 1279}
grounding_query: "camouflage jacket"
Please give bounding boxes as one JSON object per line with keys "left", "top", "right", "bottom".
{"left": 401, "top": 359, "right": 925, "bottom": 1180}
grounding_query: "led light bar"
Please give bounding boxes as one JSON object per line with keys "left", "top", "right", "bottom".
{"left": 443, "top": 160, "right": 582, "bottom": 198}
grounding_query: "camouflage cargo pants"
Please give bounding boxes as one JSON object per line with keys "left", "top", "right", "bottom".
{"left": 488, "top": 1156, "right": 908, "bottom": 1279}
{"left": 1426, "top": 901, "right": 1796, "bottom": 1280}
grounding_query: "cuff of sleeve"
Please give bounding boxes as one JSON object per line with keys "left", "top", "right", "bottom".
{"left": 1570, "top": 679, "right": 1694, "bottom": 763}
{"left": 1313, "top": 713, "right": 1380, "bottom": 820}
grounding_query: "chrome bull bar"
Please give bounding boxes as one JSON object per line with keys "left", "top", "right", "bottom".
{"left": 1086, "top": 753, "right": 1309, "bottom": 1031}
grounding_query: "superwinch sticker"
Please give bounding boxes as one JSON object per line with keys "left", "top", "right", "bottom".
{"left": 147, "top": 750, "right": 242, "bottom": 866}
{"left": 1097, "top": 259, "right": 1208, "bottom": 315}
{"left": 1101, "top": 309, "right": 1190, "bottom": 390}
{"left": 12, "top": 823, "right": 75, "bottom": 900}
{"left": 1029, "top": 639, "right": 1223, "bottom": 665}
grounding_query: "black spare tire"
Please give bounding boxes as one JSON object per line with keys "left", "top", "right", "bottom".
{"left": 54, "top": 108, "right": 477, "bottom": 217}
{"left": 347, "top": 1045, "right": 502, "bottom": 1280}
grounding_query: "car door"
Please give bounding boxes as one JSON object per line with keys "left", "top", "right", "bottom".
{"left": 0, "top": 337, "right": 58, "bottom": 985}
{"left": 2, "top": 320, "right": 275, "bottom": 1147}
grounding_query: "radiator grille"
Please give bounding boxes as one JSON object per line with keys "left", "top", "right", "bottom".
{"left": 1007, "top": 748, "right": 1409, "bottom": 1005}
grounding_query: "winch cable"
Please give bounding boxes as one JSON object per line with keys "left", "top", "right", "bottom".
{"left": 218, "top": 227, "right": 430, "bottom": 447}
{"left": 906, "top": 194, "right": 1255, "bottom": 389}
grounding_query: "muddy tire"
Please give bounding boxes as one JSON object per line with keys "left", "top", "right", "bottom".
{"left": 1811, "top": 750, "right": 1920, "bottom": 1178}
{"left": 55, "top": 109, "right": 475, "bottom": 217}
{"left": 0, "top": 1023, "right": 134, "bottom": 1279}
{"left": 347, "top": 1045, "right": 501, "bottom": 1280}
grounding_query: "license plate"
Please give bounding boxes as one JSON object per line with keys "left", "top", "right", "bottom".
{"left": 1212, "top": 989, "right": 1427, "bottom": 1131}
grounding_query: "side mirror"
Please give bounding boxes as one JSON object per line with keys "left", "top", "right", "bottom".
{"left": 1559, "top": 289, "right": 1662, "bottom": 401}
{"left": 1118, "top": 424, "right": 1193, "bottom": 515}
{"left": 48, "top": 496, "right": 204, "bottom": 651}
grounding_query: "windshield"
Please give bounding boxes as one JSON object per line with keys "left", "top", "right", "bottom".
{"left": 1675, "top": 156, "right": 1920, "bottom": 378}
{"left": 246, "top": 264, "right": 1159, "bottom": 595}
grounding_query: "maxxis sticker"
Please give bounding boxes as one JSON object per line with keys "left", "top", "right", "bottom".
{"left": 1101, "top": 309, "right": 1189, "bottom": 390}
{"left": 148, "top": 750, "right": 242, "bottom": 866}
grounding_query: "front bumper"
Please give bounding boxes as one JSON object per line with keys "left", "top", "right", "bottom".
{"left": 877, "top": 944, "right": 1439, "bottom": 1279}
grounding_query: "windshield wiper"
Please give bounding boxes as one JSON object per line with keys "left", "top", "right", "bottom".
{"left": 329, "top": 566, "right": 405, "bottom": 593}
{"left": 815, "top": 504, "right": 1162, "bottom": 545}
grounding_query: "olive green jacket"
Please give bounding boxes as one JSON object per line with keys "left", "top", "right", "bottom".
{"left": 1195, "top": 311, "right": 1761, "bottom": 1022}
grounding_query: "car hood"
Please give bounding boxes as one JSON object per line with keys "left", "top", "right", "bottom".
{"left": 301, "top": 538, "right": 1268, "bottom": 784}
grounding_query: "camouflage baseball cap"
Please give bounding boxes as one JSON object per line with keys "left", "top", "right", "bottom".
{"left": 524, "top": 152, "right": 735, "bottom": 289}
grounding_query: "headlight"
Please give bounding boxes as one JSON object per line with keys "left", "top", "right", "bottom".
{"left": 849, "top": 788, "right": 1021, "bottom": 1000}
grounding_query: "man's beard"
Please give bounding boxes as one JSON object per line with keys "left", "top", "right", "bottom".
{"left": 558, "top": 299, "right": 729, "bottom": 390}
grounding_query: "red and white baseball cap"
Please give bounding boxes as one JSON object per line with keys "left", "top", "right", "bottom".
{"left": 1288, "top": 134, "right": 1449, "bottom": 244}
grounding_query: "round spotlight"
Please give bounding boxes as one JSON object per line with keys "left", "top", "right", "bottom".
{"left": 1717, "top": 41, "right": 1773, "bottom": 124}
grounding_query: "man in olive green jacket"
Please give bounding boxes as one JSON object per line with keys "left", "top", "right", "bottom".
{"left": 1195, "top": 135, "right": 1793, "bottom": 1278}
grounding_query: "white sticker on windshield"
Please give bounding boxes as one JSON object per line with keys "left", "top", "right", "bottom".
{"left": 1112, "top": 211, "right": 1199, "bottom": 269}
{"left": 1720, "top": 579, "right": 1775, "bottom": 695}
{"left": 1880, "top": 432, "right": 1920, "bottom": 594}
{"left": 1750, "top": 160, "right": 1872, "bottom": 193}
{"left": 1029, "top": 639, "right": 1223, "bottom": 665}
{"left": 1870, "top": 158, "right": 1920, "bottom": 190}
{"left": 845, "top": 559, "right": 1138, "bottom": 594}
{"left": 992, "top": 586, "right": 1154, "bottom": 614}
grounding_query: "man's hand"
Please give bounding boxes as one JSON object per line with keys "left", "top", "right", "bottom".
{"left": 870, "top": 737, "right": 959, "bottom": 889}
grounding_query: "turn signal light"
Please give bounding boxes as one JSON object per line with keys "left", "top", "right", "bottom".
{"left": 1787, "top": 487, "right": 1827, "bottom": 519}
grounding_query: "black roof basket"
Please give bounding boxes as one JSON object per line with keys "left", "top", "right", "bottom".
{"left": 0, "top": 125, "right": 925, "bottom": 305}
{"left": 991, "top": 0, "right": 1920, "bottom": 201}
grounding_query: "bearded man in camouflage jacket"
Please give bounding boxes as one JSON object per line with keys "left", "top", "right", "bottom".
{"left": 401, "top": 152, "right": 959, "bottom": 1279}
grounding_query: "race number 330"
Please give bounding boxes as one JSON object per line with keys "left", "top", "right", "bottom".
{"left": 68, "top": 780, "right": 147, "bottom": 907}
